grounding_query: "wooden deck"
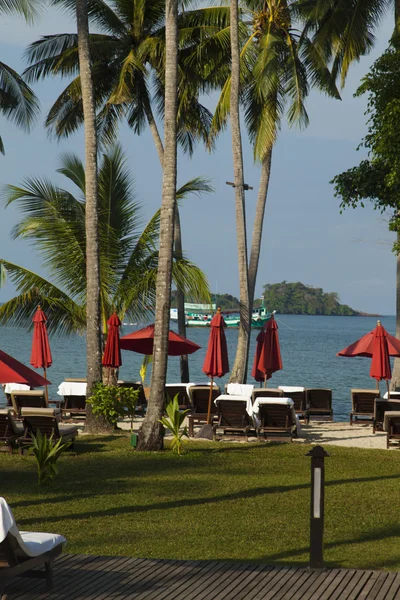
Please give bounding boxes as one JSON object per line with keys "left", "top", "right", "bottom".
{"left": 5, "top": 554, "right": 400, "bottom": 600}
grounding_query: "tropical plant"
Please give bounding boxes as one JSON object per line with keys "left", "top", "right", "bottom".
{"left": 28, "top": 429, "right": 71, "bottom": 485}
{"left": 139, "top": 355, "right": 152, "bottom": 387}
{"left": 159, "top": 394, "right": 189, "bottom": 455}
{"left": 0, "top": 0, "right": 40, "bottom": 154}
{"left": 0, "top": 145, "right": 211, "bottom": 334}
{"left": 87, "top": 383, "right": 139, "bottom": 429}
{"left": 137, "top": 0, "right": 179, "bottom": 451}
{"left": 211, "top": 0, "right": 340, "bottom": 382}
{"left": 331, "top": 46, "right": 400, "bottom": 386}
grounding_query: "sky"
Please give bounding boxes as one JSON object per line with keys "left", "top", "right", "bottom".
{"left": 0, "top": 8, "right": 397, "bottom": 315}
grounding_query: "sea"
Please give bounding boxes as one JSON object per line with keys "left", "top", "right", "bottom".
{"left": 0, "top": 314, "right": 394, "bottom": 421}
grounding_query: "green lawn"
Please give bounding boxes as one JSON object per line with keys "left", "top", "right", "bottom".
{"left": 2, "top": 435, "right": 400, "bottom": 570}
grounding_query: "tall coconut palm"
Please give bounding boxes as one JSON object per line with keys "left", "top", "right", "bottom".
{"left": 136, "top": 0, "right": 179, "bottom": 451}
{"left": 0, "top": 0, "right": 39, "bottom": 154}
{"left": 0, "top": 146, "right": 211, "bottom": 336}
{"left": 23, "top": 0, "right": 228, "bottom": 383}
{"left": 211, "top": 0, "right": 339, "bottom": 382}
{"left": 228, "top": 0, "right": 250, "bottom": 384}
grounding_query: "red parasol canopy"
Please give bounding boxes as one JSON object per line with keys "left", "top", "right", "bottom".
{"left": 337, "top": 321, "right": 400, "bottom": 381}
{"left": 0, "top": 349, "right": 51, "bottom": 386}
{"left": 120, "top": 324, "right": 200, "bottom": 356}
{"left": 103, "top": 313, "right": 122, "bottom": 368}
{"left": 254, "top": 315, "right": 282, "bottom": 383}
{"left": 30, "top": 306, "right": 52, "bottom": 370}
{"left": 202, "top": 308, "right": 229, "bottom": 378}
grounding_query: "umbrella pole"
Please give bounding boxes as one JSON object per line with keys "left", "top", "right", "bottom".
{"left": 207, "top": 378, "right": 214, "bottom": 425}
{"left": 387, "top": 380, "right": 390, "bottom": 399}
{"left": 264, "top": 375, "right": 266, "bottom": 389}
{"left": 43, "top": 367, "right": 48, "bottom": 404}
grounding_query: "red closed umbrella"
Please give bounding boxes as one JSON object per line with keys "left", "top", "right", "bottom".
{"left": 337, "top": 320, "right": 400, "bottom": 396}
{"left": 120, "top": 324, "right": 200, "bottom": 356}
{"left": 103, "top": 313, "right": 122, "bottom": 368}
{"left": 30, "top": 306, "right": 52, "bottom": 401}
{"left": 202, "top": 308, "right": 229, "bottom": 424}
{"left": 253, "top": 315, "right": 282, "bottom": 386}
{"left": 0, "top": 349, "right": 50, "bottom": 387}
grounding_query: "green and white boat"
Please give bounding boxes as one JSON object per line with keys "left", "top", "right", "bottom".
{"left": 170, "top": 302, "right": 272, "bottom": 329}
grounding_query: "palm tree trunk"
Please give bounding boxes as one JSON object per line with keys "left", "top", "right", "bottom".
{"left": 228, "top": 0, "right": 250, "bottom": 384}
{"left": 76, "top": 0, "right": 111, "bottom": 433}
{"left": 395, "top": 0, "right": 400, "bottom": 45}
{"left": 144, "top": 102, "right": 189, "bottom": 382}
{"left": 391, "top": 227, "right": 400, "bottom": 390}
{"left": 248, "top": 148, "right": 273, "bottom": 312}
{"left": 174, "top": 209, "right": 190, "bottom": 381}
{"left": 137, "top": 0, "right": 178, "bottom": 450}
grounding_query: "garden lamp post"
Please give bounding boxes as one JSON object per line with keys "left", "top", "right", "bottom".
{"left": 306, "top": 445, "right": 330, "bottom": 568}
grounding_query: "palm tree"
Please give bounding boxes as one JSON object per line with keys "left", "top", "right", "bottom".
{"left": 136, "top": 0, "right": 179, "bottom": 450}
{"left": 228, "top": 0, "right": 250, "bottom": 384}
{"left": 0, "top": 146, "right": 211, "bottom": 336}
{"left": 212, "top": 0, "right": 339, "bottom": 382}
{"left": 23, "top": 0, "right": 228, "bottom": 384}
{"left": 0, "top": 0, "right": 39, "bottom": 154}
{"left": 75, "top": 0, "right": 103, "bottom": 433}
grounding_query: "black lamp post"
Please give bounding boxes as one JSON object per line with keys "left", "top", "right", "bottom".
{"left": 306, "top": 445, "right": 330, "bottom": 568}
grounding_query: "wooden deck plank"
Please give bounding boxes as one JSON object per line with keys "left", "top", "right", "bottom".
{"left": 383, "top": 573, "right": 400, "bottom": 600}
{"left": 128, "top": 560, "right": 215, "bottom": 600}
{"left": 3, "top": 554, "right": 400, "bottom": 600}
{"left": 158, "top": 561, "right": 232, "bottom": 600}
{"left": 235, "top": 567, "right": 285, "bottom": 600}
{"left": 91, "top": 558, "right": 184, "bottom": 600}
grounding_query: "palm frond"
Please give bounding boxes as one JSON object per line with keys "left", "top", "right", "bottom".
{"left": 0, "top": 0, "right": 42, "bottom": 24}
{"left": 176, "top": 176, "right": 214, "bottom": 201}
{"left": 0, "top": 62, "right": 39, "bottom": 130}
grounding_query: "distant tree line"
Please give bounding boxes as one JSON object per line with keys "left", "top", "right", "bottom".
{"left": 262, "top": 282, "right": 361, "bottom": 316}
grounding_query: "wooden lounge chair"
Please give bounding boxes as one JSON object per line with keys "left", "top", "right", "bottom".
{"left": 213, "top": 399, "right": 252, "bottom": 440}
{"left": 187, "top": 386, "right": 220, "bottom": 436}
{"left": 0, "top": 410, "right": 23, "bottom": 454}
{"left": 374, "top": 399, "right": 400, "bottom": 433}
{"left": 256, "top": 401, "right": 297, "bottom": 441}
{"left": 278, "top": 387, "right": 308, "bottom": 421}
{"left": 305, "top": 389, "right": 333, "bottom": 423}
{"left": 11, "top": 390, "right": 47, "bottom": 418}
{"left": 350, "top": 389, "right": 378, "bottom": 425}
{"left": 252, "top": 388, "right": 284, "bottom": 403}
{"left": 118, "top": 381, "right": 147, "bottom": 416}
{"left": 0, "top": 497, "right": 65, "bottom": 598}
{"left": 64, "top": 377, "right": 87, "bottom": 382}
{"left": 19, "top": 408, "right": 78, "bottom": 454}
{"left": 165, "top": 386, "right": 191, "bottom": 411}
{"left": 384, "top": 412, "right": 400, "bottom": 448}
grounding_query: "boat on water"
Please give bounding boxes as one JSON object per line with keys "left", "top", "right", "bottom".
{"left": 170, "top": 303, "right": 272, "bottom": 329}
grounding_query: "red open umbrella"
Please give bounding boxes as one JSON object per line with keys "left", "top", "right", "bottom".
{"left": 103, "top": 313, "right": 122, "bottom": 383}
{"left": 253, "top": 315, "right": 282, "bottom": 386}
{"left": 337, "top": 320, "right": 400, "bottom": 396}
{"left": 30, "top": 306, "right": 52, "bottom": 401}
{"left": 0, "top": 349, "right": 51, "bottom": 387}
{"left": 203, "top": 308, "right": 229, "bottom": 424}
{"left": 120, "top": 324, "right": 200, "bottom": 356}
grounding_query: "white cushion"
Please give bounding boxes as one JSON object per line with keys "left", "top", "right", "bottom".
{"left": 227, "top": 383, "right": 254, "bottom": 398}
{"left": 279, "top": 386, "right": 305, "bottom": 393}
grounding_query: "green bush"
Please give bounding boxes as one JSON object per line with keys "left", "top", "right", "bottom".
{"left": 87, "top": 383, "right": 139, "bottom": 429}
{"left": 159, "top": 394, "right": 190, "bottom": 455}
{"left": 29, "top": 429, "right": 71, "bottom": 485}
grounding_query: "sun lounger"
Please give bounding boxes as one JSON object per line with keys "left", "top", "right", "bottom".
{"left": 64, "top": 377, "right": 87, "bottom": 382}
{"left": 165, "top": 385, "right": 191, "bottom": 410}
{"left": 373, "top": 399, "right": 400, "bottom": 433}
{"left": 11, "top": 390, "right": 48, "bottom": 418}
{"left": 254, "top": 398, "right": 297, "bottom": 441}
{"left": 118, "top": 381, "right": 147, "bottom": 416}
{"left": 383, "top": 411, "right": 400, "bottom": 448}
{"left": 19, "top": 408, "right": 78, "bottom": 453}
{"left": 187, "top": 385, "right": 221, "bottom": 436}
{"left": 0, "top": 410, "right": 23, "bottom": 454}
{"left": 305, "top": 389, "right": 333, "bottom": 423}
{"left": 350, "top": 389, "right": 378, "bottom": 425}
{"left": 252, "top": 388, "right": 284, "bottom": 403}
{"left": 0, "top": 497, "right": 65, "bottom": 597}
{"left": 278, "top": 386, "right": 308, "bottom": 421}
{"left": 213, "top": 398, "right": 252, "bottom": 440}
